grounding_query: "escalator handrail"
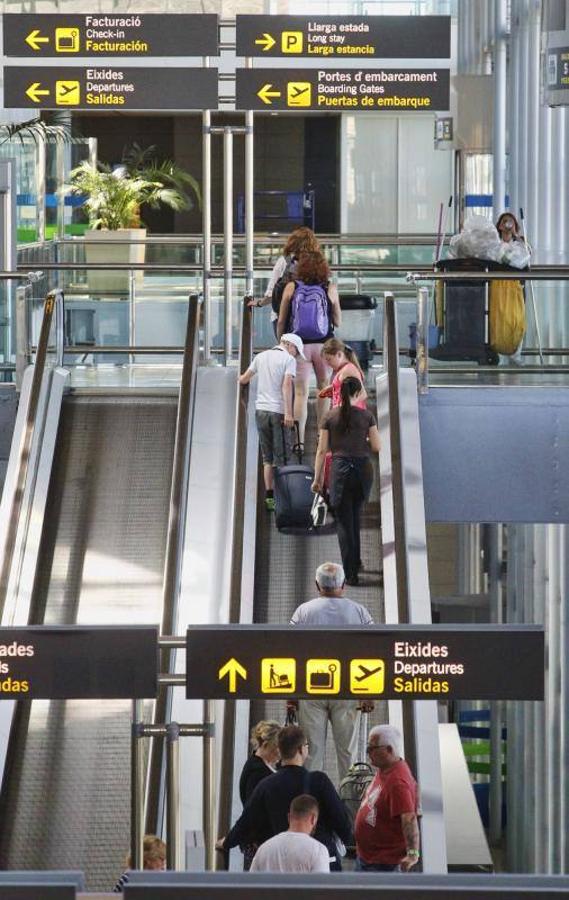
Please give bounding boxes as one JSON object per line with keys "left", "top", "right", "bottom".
{"left": 0, "top": 288, "right": 63, "bottom": 620}
{"left": 216, "top": 296, "right": 253, "bottom": 862}
{"left": 144, "top": 293, "right": 201, "bottom": 846}
{"left": 381, "top": 291, "right": 447, "bottom": 873}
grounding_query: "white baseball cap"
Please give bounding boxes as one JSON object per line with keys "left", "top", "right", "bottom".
{"left": 281, "top": 333, "right": 306, "bottom": 360}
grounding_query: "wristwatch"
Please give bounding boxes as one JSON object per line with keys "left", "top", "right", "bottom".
{"left": 406, "top": 849, "right": 420, "bottom": 857}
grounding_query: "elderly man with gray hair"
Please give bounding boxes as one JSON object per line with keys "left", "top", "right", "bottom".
{"left": 354, "top": 724, "right": 420, "bottom": 873}
{"left": 289, "top": 561, "right": 374, "bottom": 780}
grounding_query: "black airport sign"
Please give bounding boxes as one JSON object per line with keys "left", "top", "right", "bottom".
{"left": 0, "top": 626, "right": 158, "bottom": 699}
{"left": 236, "top": 68, "right": 450, "bottom": 112}
{"left": 186, "top": 625, "right": 544, "bottom": 701}
{"left": 2, "top": 13, "right": 219, "bottom": 58}
{"left": 4, "top": 66, "right": 219, "bottom": 111}
{"left": 236, "top": 15, "right": 451, "bottom": 60}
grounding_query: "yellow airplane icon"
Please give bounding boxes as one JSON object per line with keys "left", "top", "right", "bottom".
{"left": 287, "top": 82, "right": 312, "bottom": 107}
{"left": 55, "top": 80, "right": 80, "bottom": 105}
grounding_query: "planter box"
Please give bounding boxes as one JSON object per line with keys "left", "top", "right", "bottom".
{"left": 85, "top": 228, "right": 146, "bottom": 295}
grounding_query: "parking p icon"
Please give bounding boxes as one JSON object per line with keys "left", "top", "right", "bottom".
{"left": 282, "top": 31, "right": 303, "bottom": 53}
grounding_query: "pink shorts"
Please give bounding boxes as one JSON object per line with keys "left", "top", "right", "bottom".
{"left": 296, "top": 343, "right": 330, "bottom": 386}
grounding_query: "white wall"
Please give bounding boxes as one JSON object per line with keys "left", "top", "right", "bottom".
{"left": 341, "top": 114, "right": 454, "bottom": 233}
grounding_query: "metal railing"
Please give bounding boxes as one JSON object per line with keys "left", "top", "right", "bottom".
{"left": 139, "top": 294, "right": 205, "bottom": 862}
{"left": 216, "top": 297, "right": 253, "bottom": 866}
{"left": 378, "top": 292, "right": 447, "bottom": 873}
{"left": 0, "top": 288, "right": 63, "bottom": 618}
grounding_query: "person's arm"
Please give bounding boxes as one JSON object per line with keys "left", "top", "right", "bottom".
{"left": 239, "top": 368, "right": 255, "bottom": 386}
{"left": 328, "top": 284, "right": 342, "bottom": 329}
{"left": 318, "top": 383, "right": 333, "bottom": 399}
{"left": 282, "top": 373, "right": 294, "bottom": 428}
{"left": 217, "top": 781, "right": 266, "bottom": 851}
{"left": 368, "top": 424, "right": 381, "bottom": 453}
{"left": 399, "top": 812, "right": 420, "bottom": 871}
{"left": 277, "top": 282, "right": 294, "bottom": 339}
{"left": 315, "top": 772, "right": 353, "bottom": 846}
{"left": 312, "top": 427, "right": 329, "bottom": 493}
{"left": 264, "top": 256, "right": 287, "bottom": 301}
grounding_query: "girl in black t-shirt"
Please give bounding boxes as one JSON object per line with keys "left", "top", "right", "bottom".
{"left": 312, "top": 378, "right": 380, "bottom": 586}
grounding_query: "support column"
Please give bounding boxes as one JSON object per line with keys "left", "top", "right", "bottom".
{"left": 492, "top": 0, "right": 507, "bottom": 220}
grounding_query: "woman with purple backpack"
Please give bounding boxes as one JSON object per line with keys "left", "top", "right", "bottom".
{"left": 277, "top": 251, "right": 342, "bottom": 450}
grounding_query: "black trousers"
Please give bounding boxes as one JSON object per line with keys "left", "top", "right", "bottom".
{"left": 330, "top": 457, "right": 373, "bottom": 580}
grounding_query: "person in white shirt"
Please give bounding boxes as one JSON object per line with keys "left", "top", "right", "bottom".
{"left": 289, "top": 562, "right": 374, "bottom": 780}
{"left": 250, "top": 794, "right": 330, "bottom": 874}
{"left": 239, "top": 334, "right": 306, "bottom": 512}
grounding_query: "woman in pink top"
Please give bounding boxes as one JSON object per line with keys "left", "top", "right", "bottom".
{"left": 319, "top": 338, "right": 367, "bottom": 409}
{"left": 319, "top": 338, "right": 367, "bottom": 493}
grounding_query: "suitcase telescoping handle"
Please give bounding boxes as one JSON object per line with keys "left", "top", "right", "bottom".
{"left": 281, "top": 420, "right": 303, "bottom": 465}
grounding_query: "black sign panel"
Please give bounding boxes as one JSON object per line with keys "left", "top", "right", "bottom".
{"left": 0, "top": 626, "right": 158, "bottom": 698}
{"left": 236, "top": 15, "right": 450, "bottom": 59}
{"left": 236, "top": 68, "right": 449, "bottom": 112}
{"left": 546, "top": 45, "right": 569, "bottom": 105}
{"left": 186, "top": 625, "right": 544, "bottom": 701}
{"left": 2, "top": 13, "right": 218, "bottom": 57}
{"left": 4, "top": 66, "right": 218, "bottom": 111}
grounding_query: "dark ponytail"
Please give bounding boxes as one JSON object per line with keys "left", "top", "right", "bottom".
{"left": 339, "top": 377, "right": 363, "bottom": 433}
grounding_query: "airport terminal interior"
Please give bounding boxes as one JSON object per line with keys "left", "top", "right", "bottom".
{"left": 0, "top": 0, "right": 568, "bottom": 896}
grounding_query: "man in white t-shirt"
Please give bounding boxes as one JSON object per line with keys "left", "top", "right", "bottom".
{"left": 250, "top": 794, "right": 330, "bottom": 874}
{"left": 239, "top": 334, "right": 306, "bottom": 511}
{"left": 290, "top": 562, "right": 374, "bottom": 780}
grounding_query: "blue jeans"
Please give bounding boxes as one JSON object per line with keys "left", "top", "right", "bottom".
{"left": 355, "top": 857, "right": 398, "bottom": 872}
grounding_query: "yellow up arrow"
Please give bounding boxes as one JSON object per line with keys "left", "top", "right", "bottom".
{"left": 26, "top": 82, "right": 50, "bottom": 103}
{"left": 254, "top": 33, "right": 276, "bottom": 52}
{"left": 218, "top": 658, "right": 247, "bottom": 693}
{"left": 257, "top": 84, "right": 281, "bottom": 106}
{"left": 25, "top": 30, "right": 50, "bottom": 51}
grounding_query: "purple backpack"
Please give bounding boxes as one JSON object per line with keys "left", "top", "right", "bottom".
{"left": 289, "top": 280, "right": 330, "bottom": 341}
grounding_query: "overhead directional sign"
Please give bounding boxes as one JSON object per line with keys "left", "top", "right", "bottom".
{"left": 3, "top": 66, "right": 218, "bottom": 111}
{"left": 237, "top": 67, "right": 450, "bottom": 112}
{"left": 236, "top": 15, "right": 451, "bottom": 59}
{"left": 2, "top": 13, "right": 219, "bottom": 57}
{"left": 0, "top": 626, "right": 158, "bottom": 699}
{"left": 186, "top": 625, "right": 544, "bottom": 701}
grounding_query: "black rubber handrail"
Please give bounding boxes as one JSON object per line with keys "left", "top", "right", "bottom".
{"left": 0, "top": 288, "right": 62, "bottom": 618}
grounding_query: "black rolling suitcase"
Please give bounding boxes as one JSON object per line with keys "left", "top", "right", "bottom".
{"left": 274, "top": 426, "right": 314, "bottom": 532}
{"left": 431, "top": 257, "right": 499, "bottom": 365}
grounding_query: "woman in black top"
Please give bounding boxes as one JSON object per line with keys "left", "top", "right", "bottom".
{"left": 313, "top": 377, "right": 381, "bottom": 586}
{"left": 237, "top": 720, "right": 281, "bottom": 869}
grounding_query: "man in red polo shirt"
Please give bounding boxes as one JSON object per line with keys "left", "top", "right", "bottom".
{"left": 354, "top": 724, "right": 420, "bottom": 872}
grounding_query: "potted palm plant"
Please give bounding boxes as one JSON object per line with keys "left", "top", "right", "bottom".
{"left": 70, "top": 146, "right": 200, "bottom": 293}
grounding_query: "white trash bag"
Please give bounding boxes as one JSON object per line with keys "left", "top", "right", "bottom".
{"left": 448, "top": 215, "right": 503, "bottom": 263}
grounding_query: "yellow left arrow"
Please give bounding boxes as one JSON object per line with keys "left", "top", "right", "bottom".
{"left": 257, "top": 84, "right": 281, "bottom": 105}
{"left": 26, "top": 30, "right": 50, "bottom": 51}
{"left": 26, "top": 83, "right": 50, "bottom": 103}
{"left": 218, "top": 658, "right": 247, "bottom": 693}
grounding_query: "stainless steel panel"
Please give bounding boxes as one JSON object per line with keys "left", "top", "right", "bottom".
{"left": 0, "top": 394, "right": 177, "bottom": 891}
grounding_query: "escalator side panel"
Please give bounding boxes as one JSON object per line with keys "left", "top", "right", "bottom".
{"left": 0, "top": 395, "right": 177, "bottom": 891}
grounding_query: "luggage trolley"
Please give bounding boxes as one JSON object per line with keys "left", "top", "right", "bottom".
{"left": 431, "top": 258, "right": 500, "bottom": 366}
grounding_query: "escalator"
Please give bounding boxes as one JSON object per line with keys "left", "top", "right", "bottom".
{"left": 0, "top": 393, "right": 176, "bottom": 885}
{"left": 250, "top": 396, "right": 385, "bottom": 783}
{"left": 0, "top": 292, "right": 212, "bottom": 890}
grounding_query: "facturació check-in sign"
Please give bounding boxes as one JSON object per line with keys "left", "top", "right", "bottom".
{"left": 3, "top": 66, "right": 218, "bottom": 111}
{"left": 186, "top": 625, "right": 544, "bottom": 701}
{"left": 2, "top": 13, "right": 219, "bottom": 57}
{"left": 236, "top": 15, "right": 451, "bottom": 59}
{"left": 236, "top": 68, "right": 450, "bottom": 112}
